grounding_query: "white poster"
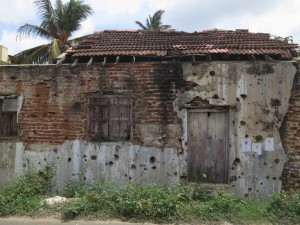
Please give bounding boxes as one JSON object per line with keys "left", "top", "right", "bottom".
{"left": 252, "top": 143, "right": 262, "bottom": 155}
{"left": 265, "top": 138, "right": 274, "bottom": 151}
{"left": 242, "top": 138, "right": 252, "bottom": 152}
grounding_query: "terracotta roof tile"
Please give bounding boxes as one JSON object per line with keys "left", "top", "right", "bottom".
{"left": 68, "top": 29, "right": 298, "bottom": 59}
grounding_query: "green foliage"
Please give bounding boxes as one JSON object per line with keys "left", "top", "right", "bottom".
{"left": 135, "top": 10, "right": 172, "bottom": 31}
{"left": 0, "top": 170, "right": 299, "bottom": 224}
{"left": 268, "top": 191, "right": 300, "bottom": 224}
{"left": 14, "top": 0, "right": 93, "bottom": 64}
{"left": 0, "top": 166, "right": 55, "bottom": 216}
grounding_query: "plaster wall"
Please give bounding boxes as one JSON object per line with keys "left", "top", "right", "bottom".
{"left": 175, "top": 61, "right": 296, "bottom": 198}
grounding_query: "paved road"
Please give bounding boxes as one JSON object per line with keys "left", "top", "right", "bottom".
{"left": 0, "top": 217, "right": 157, "bottom": 225}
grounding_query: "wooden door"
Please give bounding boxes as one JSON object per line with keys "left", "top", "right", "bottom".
{"left": 187, "top": 110, "right": 228, "bottom": 184}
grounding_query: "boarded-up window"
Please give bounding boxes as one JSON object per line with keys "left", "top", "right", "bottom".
{"left": 88, "top": 95, "right": 131, "bottom": 141}
{"left": 0, "top": 98, "right": 18, "bottom": 137}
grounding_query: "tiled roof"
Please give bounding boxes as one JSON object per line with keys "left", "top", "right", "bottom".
{"left": 68, "top": 29, "right": 298, "bottom": 59}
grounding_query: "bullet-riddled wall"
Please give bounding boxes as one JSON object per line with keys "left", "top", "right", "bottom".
{"left": 0, "top": 61, "right": 298, "bottom": 199}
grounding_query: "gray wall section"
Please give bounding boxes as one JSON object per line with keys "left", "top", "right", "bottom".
{"left": 1, "top": 141, "right": 180, "bottom": 188}
{"left": 0, "top": 61, "right": 297, "bottom": 199}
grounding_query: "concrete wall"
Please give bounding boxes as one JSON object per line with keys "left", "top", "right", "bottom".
{"left": 0, "top": 61, "right": 298, "bottom": 199}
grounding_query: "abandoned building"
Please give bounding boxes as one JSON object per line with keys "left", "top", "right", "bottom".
{"left": 0, "top": 29, "right": 299, "bottom": 199}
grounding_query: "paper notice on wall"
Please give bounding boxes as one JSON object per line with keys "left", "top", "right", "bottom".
{"left": 265, "top": 138, "right": 274, "bottom": 151}
{"left": 252, "top": 143, "right": 262, "bottom": 155}
{"left": 242, "top": 138, "right": 252, "bottom": 152}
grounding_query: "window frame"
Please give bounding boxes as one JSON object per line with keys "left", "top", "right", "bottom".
{"left": 0, "top": 98, "right": 18, "bottom": 139}
{"left": 87, "top": 94, "right": 132, "bottom": 142}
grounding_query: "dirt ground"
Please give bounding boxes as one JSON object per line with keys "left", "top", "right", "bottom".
{"left": 0, "top": 217, "right": 233, "bottom": 225}
{"left": 0, "top": 217, "right": 159, "bottom": 225}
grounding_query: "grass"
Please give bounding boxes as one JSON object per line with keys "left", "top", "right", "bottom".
{"left": 0, "top": 168, "right": 299, "bottom": 224}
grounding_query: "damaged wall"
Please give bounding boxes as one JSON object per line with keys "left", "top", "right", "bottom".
{"left": 0, "top": 61, "right": 298, "bottom": 199}
{"left": 174, "top": 61, "right": 296, "bottom": 199}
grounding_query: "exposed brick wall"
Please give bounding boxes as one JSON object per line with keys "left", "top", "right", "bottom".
{"left": 281, "top": 62, "right": 300, "bottom": 190}
{"left": 0, "top": 63, "right": 189, "bottom": 148}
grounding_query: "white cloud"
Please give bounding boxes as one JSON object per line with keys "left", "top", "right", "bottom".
{"left": 0, "top": 30, "right": 48, "bottom": 55}
{"left": 86, "top": 0, "right": 142, "bottom": 15}
{"left": 71, "top": 18, "right": 95, "bottom": 38}
{"left": 0, "top": 0, "right": 36, "bottom": 24}
{"left": 243, "top": 0, "right": 300, "bottom": 38}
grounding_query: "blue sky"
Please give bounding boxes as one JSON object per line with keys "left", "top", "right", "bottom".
{"left": 0, "top": 0, "right": 299, "bottom": 55}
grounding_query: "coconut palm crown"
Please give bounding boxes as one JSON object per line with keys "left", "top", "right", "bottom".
{"left": 135, "top": 10, "right": 172, "bottom": 31}
{"left": 14, "top": 0, "right": 93, "bottom": 64}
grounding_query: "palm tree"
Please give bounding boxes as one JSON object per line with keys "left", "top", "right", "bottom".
{"left": 135, "top": 10, "right": 172, "bottom": 31}
{"left": 14, "top": 0, "right": 93, "bottom": 64}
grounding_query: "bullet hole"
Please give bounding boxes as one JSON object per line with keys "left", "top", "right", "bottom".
{"left": 72, "top": 173, "right": 75, "bottom": 176}
{"left": 207, "top": 112, "right": 211, "bottom": 117}
{"left": 240, "top": 121, "right": 246, "bottom": 126}
{"left": 270, "top": 98, "right": 281, "bottom": 107}
{"left": 264, "top": 162, "right": 267, "bottom": 165}
{"left": 274, "top": 158, "right": 280, "bottom": 164}
{"left": 240, "top": 94, "right": 247, "bottom": 99}
{"left": 230, "top": 176, "right": 237, "bottom": 181}
{"left": 163, "top": 162, "right": 165, "bottom": 164}
{"left": 245, "top": 193, "right": 249, "bottom": 197}
{"left": 91, "top": 155, "right": 97, "bottom": 160}
{"left": 192, "top": 72, "right": 197, "bottom": 76}
{"left": 209, "top": 71, "right": 215, "bottom": 76}
{"left": 68, "top": 157, "right": 72, "bottom": 162}
{"left": 180, "top": 175, "right": 187, "bottom": 179}
{"left": 150, "top": 156, "right": 156, "bottom": 163}
{"left": 232, "top": 120, "right": 235, "bottom": 126}
{"left": 245, "top": 134, "right": 249, "bottom": 138}
{"left": 185, "top": 142, "right": 187, "bottom": 146}
{"left": 57, "top": 157, "right": 60, "bottom": 159}
{"left": 109, "top": 161, "right": 113, "bottom": 165}
{"left": 174, "top": 172, "right": 178, "bottom": 176}
{"left": 236, "top": 97, "right": 240, "bottom": 102}
{"left": 167, "top": 172, "right": 171, "bottom": 177}
{"left": 248, "top": 188, "right": 252, "bottom": 191}
{"left": 23, "top": 164, "right": 26, "bottom": 168}
{"left": 84, "top": 177, "right": 87, "bottom": 180}
{"left": 44, "top": 158, "right": 47, "bottom": 161}
{"left": 129, "top": 176, "right": 132, "bottom": 180}
{"left": 255, "top": 135, "right": 263, "bottom": 142}
{"left": 279, "top": 177, "right": 282, "bottom": 180}
{"left": 233, "top": 158, "right": 241, "bottom": 166}
{"left": 144, "top": 168, "right": 148, "bottom": 171}
{"left": 125, "top": 174, "right": 128, "bottom": 177}
{"left": 131, "top": 164, "right": 136, "bottom": 169}
{"left": 212, "top": 94, "right": 219, "bottom": 99}
{"left": 266, "top": 176, "right": 269, "bottom": 179}
{"left": 260, "top": 182, "right": 263, "bottom": 185}
{"left": 238, "top": 176, "right": 241, "bottom": 179}
{"left": 152, "top": 166, "right": 157, "bottom": 170}
{"left": 255, "top": 122, "right": 258, "bottom": 124}
{"left": 38, "top": 162, "right": 41, "bottom": 164}
{"left": 83, "top": 155, "right": 86, "bottom": 158}
{"left": 273, "top": 177, "right": 277, "bottom": 180}
{"left": 231, "top": 167, "right": 235, "bottom": 170}
{"left": 241, "top": 172, "right": 244, "bottom": 175}
{"left": 114, "top": 154, "right": 119, "bottom": 160}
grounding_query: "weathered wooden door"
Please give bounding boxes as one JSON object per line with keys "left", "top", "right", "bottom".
{"left": 187, "top": 109, "right": 228, "bottom": 183}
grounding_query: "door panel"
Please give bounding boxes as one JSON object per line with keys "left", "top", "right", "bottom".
{"left": 187, "top": 110, "right": 228, "bottom": 183}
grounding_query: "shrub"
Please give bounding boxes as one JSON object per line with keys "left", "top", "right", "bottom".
{"left": 0, "top": 166, "right": 55, "bottom": 216}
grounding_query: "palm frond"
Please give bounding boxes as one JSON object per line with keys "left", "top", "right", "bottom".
{"left": 34, "top": 0, "right": 59, "bottom": 34}
{"left": 135, "top": 9, "right": 172, "bottom": 31}
{"left": 12, "top": 44, "right": 50, "bottom": 64}
{"left": 17, "top": 24, "right": 52, "bottom": 40}
{"left": 135, "top": 21, "right": 148, "bottom": 30}
{"left": 56, "top": 0, "right": 93, "bottom": 38}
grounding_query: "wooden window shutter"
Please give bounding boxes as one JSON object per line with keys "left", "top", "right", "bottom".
{"left": 0, "top": 99, "right": 17, "bottom": 137}
{"left": 108, "top": 96, "right": 131, "bottom": 141}
{"left": 88, "top": 97, "right": 109, "bottom": 141}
